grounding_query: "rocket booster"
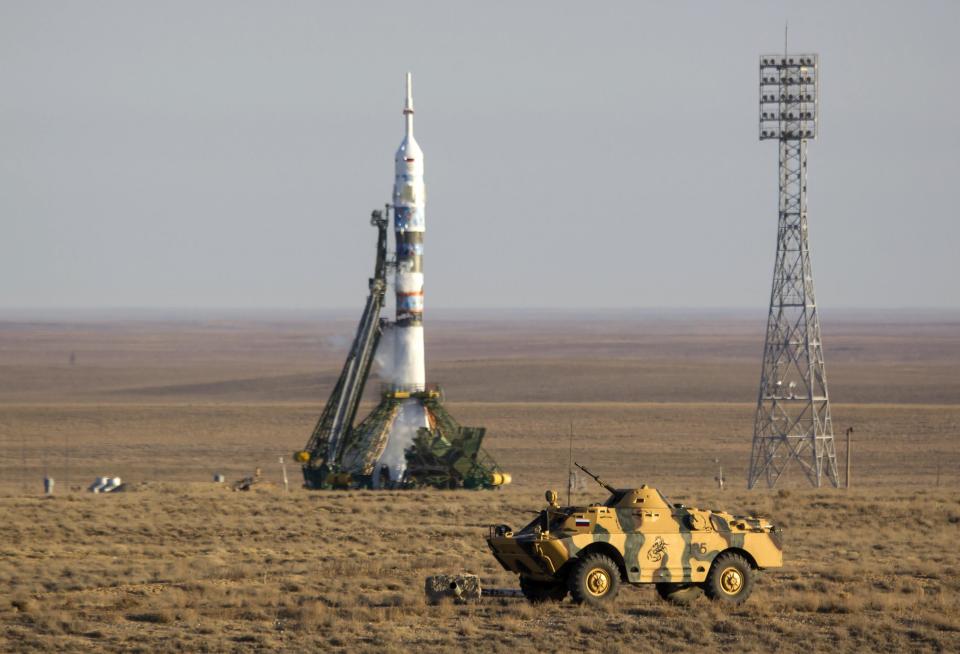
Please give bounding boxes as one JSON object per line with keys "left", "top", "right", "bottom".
{"left": 392, "top": 73, "right": 426, "bottom": 391}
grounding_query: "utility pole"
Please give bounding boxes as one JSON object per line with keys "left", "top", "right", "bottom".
{"left": 65, "top": 432, "right": 70, "bottom": 494}
{"left": 845, "top": 427, "right": 853, "bottom": 489}
{"left": 714, "top": 458, "right": 725, "bottom": 491}
{"left": 279, "top": 456, "right": 289, "bottom": 493}
{"left": 42, "top": 433, "right": 51, "bottom": 496}
{"left": 20, "top": 432, "right": 26, "bottom": 494}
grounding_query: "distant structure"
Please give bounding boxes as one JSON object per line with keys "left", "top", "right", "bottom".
{"left": 748, "top": 52, "right": 839, "bottom": 489}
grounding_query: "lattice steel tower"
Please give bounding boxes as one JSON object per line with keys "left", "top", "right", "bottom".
{"left": 748, "top": 53, "right": 839, "bottom": 489}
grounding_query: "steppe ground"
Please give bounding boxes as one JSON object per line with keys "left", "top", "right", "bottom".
{"left": 1, "top": 310, "right": 958, "bottom": 652}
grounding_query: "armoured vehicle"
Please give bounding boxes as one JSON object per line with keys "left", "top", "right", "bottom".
{"left": 487, "top": 464, "right": 782, "bottom": 606}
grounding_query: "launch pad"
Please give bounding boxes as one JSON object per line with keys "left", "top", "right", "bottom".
{"left": 299, "top": 385, "right": 509, "bottom": 491}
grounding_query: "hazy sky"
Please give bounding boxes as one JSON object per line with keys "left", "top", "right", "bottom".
{"left": 2, "top": 1, "right": 957, "bottom": 310}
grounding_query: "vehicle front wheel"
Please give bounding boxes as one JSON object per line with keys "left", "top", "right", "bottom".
{"left": 704, "top": 552, "right": 754, "bottom": 604}
{"left": 655, "top": 582, "right": 703, "bottom": 605}
{"left": 568, "top": 554, "right": 620, "bottom": 607}
{"left": 519, "top": 576, "right": 567, "bottom": 603}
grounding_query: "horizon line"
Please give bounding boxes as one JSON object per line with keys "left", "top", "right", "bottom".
{"left": 1, "top": 306, "right": 958, "bottom": 319}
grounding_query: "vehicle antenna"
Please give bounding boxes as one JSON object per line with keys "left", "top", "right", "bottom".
{"left": 567, "top": 421, "right": 574, "bottom": 505}
{"left": 574, "top": 461, "right": 618, "bottom": 495}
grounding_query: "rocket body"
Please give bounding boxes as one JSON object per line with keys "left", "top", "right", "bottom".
{"left": 392, "top": 73, "right": 426, "bottom": 391}
{"left": 374, "top": 73, "right": 428, "bottom": 486}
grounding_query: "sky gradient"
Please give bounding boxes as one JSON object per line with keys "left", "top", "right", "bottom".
{"left": 2, "top": 1, "right": 957, "bottom": 310}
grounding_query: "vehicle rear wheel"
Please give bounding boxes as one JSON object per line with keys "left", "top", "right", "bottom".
{"left": 568, "top": 554, "right": 620, "bottom": 607}
{"left": 655, "top": 582, "right": 703, "bottom": 605}
{"left": 519, "top": 576, "right": 567, "bottom": 603}
{"left": 704, "top": 552, "right": 754, "bottom": 604}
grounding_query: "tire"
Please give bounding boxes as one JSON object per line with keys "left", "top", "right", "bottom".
{"left": 655, "top": 582, "right": 703, "bottom": 605}
{"left": 704, "top": 552, "right": 754, "bottom": 604}
{"left": 567, "top": 554, "right": 621, "bottom": 607}
{"left": 519, "top": 576, "right": 567, "bottom": 603}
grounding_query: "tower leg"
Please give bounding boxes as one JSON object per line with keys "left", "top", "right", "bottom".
{"left": 748, "top": 138, "right": 839, "bottom": 489}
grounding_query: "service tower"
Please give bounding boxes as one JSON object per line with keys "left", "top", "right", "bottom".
{"left": 748, "top": 52, "right": 840, "bottom": 489}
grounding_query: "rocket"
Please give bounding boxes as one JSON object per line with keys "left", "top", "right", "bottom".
{"left": 392, "top": 72, "right": 426, "bottom": 391}
{"left": 298, "top": 73, "right": 509, "bottom": 491}
{"left": 372, "top": 73, "right": 428, "bottom": 485}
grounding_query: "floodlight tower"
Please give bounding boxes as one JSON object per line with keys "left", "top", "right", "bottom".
{"left": 748, "top": 53, "right": 840, "bottom": 489}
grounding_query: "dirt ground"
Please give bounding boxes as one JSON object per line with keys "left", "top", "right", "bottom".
{"left": 0, "top": 312, "right": 958, "bottom": 652}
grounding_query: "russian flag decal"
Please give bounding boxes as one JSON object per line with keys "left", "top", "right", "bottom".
{"left": 575, "top": 518, "right": 590, "bottom": 527}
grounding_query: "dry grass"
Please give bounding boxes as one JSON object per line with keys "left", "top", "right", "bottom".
{"left": 0, "top": 315, "right": 958, "bottom": 652}
{"left": 2, "top": 401, "right": 955, "bottom": 492}
{"left": 1, "top": 487, "right": 958, "bottom": 652}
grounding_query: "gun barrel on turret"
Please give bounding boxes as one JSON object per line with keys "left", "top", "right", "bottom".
{"left": 574, "top": 462, "right": 618, "bottom": 495}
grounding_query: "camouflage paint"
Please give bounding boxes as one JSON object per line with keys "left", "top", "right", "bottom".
{"left": 487, "top": 485, "right": 783, "bottom": 585}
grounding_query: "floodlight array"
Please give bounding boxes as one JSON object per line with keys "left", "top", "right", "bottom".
{"left": 759, "top": 54, "right": 818, "bottom": 140}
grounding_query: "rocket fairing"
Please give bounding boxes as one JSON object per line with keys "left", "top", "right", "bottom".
{"left": 392, "top": 72, "right": 426, "bottom": 392}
